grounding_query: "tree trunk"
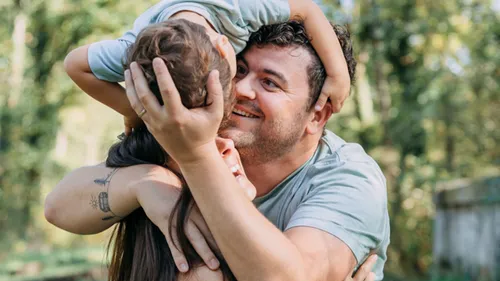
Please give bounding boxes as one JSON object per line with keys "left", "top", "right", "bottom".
{"left": 373, "top": 41, "right": 392, "bottom": 145}
{"left": 355, "top": 51, "right": 375, "bottom": 127}
{"left": 8, "top": 6, "right": 27, "bottom": 108}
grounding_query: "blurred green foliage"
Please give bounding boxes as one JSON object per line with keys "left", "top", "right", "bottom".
{"left": 323, "top": 0, "right": 499, "bottom": 278}
{"left": 0, "top": 0, "right": 498, "bottom": 280}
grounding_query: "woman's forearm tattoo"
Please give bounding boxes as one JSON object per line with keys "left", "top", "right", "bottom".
{"left": 91, "top": 168, "right": 123, "bottom": 221}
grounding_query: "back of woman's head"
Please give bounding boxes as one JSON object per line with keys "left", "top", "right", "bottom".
{"left": 106, "top": 18, "right": 235, "bottom": 281}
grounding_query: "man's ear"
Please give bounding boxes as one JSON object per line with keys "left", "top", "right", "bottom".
{"left": 306, "top": 102, "right": 333, "bottom": 135}
{"left": 215, "top": 35, "right": 230, "bottom": 58}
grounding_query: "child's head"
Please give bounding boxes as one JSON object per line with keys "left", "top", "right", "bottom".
{"left": 125, "top": 19, "right": 234, "bottom": 121}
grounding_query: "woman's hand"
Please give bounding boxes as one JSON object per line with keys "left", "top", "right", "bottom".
{"left": 345, "top": 255, "right": 378, "bottom": 281}
{"left": 216, "top": 137, "right": 256, "bottom": 200}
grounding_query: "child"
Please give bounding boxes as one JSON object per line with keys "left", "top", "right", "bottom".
{"left": 64, "top": 0, "right": 350, "bottom": 134}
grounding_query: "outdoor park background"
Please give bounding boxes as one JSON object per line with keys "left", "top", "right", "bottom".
{"left": 0, "top": 0, "right": 498, "bottom": 280}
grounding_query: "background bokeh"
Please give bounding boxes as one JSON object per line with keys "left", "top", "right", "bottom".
{"left": 0, "top": 0, "right": 498, "bottom": 280}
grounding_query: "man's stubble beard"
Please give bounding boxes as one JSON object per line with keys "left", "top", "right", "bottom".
{"left": 219, "top": 112, "right": 308, "bottom": 165}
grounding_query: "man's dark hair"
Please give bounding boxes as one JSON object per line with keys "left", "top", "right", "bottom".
{"left": 246, "top": 20, "right": 356, "bottom": 109}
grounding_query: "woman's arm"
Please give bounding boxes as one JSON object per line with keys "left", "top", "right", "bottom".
{"left": 44, "top": 163, "right": 181, "bottom": 234}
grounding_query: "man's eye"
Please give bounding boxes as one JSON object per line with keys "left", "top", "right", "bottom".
{"left": 236, "top": 65, "right": 247, "bottom": 76}
{"left": 262, "top": 79, "right": 278, "bottom": 89}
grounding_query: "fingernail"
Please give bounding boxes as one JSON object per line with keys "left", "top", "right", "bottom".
{"left": 210, "top": 258, "right": 219, "bottom": 269}
{"left": 236, "top": 175, "right": 244, "bottom": 184}
{"left": 246, "top": 188, "right": 255, "bottom": 199}
{"left": 213, "top": 70, "right": 220, "bottom": 79}
{"left": 315, "top": 105, "right": 322, "bottom": 111}
{"left": 179, "top": 263, "right": 189, "bottom": 272}
{"left": 231, "top": 164, "right": 241, "bottom": 174}
{"left": 124, "top": 70, "right": 130, "bottom": 78}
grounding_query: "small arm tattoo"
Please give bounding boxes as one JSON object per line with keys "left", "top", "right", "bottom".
{"left": 91, "top": 168, "right": 123, "bottom": 221}
{"left": 94, "top": 168, "right": 118, "bottom": 186}
{"left": 89, "top": 195, "right": 98, "bottom": 210}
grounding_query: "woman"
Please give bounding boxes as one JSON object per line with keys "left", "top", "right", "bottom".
{"left": 104, "top": 19, "right": 244, "bottom": 281}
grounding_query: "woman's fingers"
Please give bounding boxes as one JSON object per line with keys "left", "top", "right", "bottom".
{"left": 163, "top": 223, "right": 189, "bottom": 273}
{"left": 352, "top": 255, "right": 377, "bottom": 281}
{"left": 152, "top": 58, "right": 184, "bottom": 116}
{"left": 185, "top": 220, "right": 220, "bottom": 270}
{"left": 236, "top": 175, "right": 257, "bottom": 200}
{"left": 127, "top": 62, "right": 162, "bottom": 120}
{"left": 217, "top": 137, "right": 257, "bottom": 200}
{"left": 124, "top": 70, "right": 141, "bottom": 114}
{"left": 204, "top": 70, "right": 224, "bottom": 116}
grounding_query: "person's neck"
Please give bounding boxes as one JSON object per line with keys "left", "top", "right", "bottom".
{"left": 243, "top": 134, "right": 322, "bottom": 198}
{"left": 170, "top": 11, "right": 219, "bottom": 38}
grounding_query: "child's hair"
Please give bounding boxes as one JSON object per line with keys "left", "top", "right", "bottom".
{"left": 125, "top": 18, "right": 233, "bottom": 115}
{"left": 106, "top": 19, "right": 236, "bottom": 281}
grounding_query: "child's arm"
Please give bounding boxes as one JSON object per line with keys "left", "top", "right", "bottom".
{"left": 64, "top": 44, "right": 141, "bottom": 133}
{"left": 288, "top": 0, "right": 351, "bottom": 112}
{"left": 64, "top": 44, "right": 136, "bottom": 117}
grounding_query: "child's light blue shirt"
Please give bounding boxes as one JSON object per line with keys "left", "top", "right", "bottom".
{"left": 88, "top": 0, "right": 290, "bottom": 82}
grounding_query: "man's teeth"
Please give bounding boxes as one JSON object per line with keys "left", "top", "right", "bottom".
{"left": 233, "top": 109, "right": 258, "bottom": 118}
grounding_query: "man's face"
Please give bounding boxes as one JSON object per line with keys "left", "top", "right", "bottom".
{"left": 218, "top": 45, "right": 313, "bottom": 164}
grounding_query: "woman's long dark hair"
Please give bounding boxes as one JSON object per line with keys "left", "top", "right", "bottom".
{"left": 104, "top": 19, "right": 235, "bottom": 281}
{"left": 105, "top": 126, "right": 235, "bottom": 281}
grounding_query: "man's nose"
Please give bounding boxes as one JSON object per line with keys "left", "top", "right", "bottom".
{"left": 234, "top": 76, "right": 256, "bottom": 100}
{"left": 216, "top": 137, "right": 236, "bottom": 157}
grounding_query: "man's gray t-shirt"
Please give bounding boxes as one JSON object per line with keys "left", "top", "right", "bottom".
{"left": 254, "top": 130, "right": 390, "bottom": 280}
{"left": 88, "top": 0, "right": 290, "bottom": 82}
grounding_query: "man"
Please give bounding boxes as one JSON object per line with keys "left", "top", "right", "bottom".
{"left": 45, "top": 21, "right": 389, "bottom": 281}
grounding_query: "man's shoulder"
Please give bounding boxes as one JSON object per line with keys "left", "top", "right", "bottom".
{"left": 301, "top": 130, "right": 387, "bottom": 196}
{"left": 316, "top": 130, "right": 383, "bottom": 171}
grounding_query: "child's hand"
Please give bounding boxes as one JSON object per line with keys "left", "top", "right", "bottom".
{"left": 124, "top": 114, "right": 142, "bottom": 135}
{"left": 315, "top": 75, "right": 350, "bottom": 113}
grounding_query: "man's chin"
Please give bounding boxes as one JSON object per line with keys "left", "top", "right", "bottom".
{"left": 219, "top": 127, "right": 252, "bottom": 148}
{"left": 218, "top": 126, "right": 239, "bottom": 139}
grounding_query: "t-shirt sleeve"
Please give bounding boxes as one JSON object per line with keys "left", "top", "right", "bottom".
{"left": 87, "top": 4, "right": 158, "bottom": 82}
{"left": 239, "top": 0, "right": 291, "bottom": 31}
{"left": 285, "top": 157, "right": 388, "bottom": 264}
{"left": 88, "top": 39, "right": 131, "bottom": 82}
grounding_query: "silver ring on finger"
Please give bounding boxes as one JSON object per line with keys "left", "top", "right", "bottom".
{"left": 138, "top": 108, "right": 147, "bottom": 118}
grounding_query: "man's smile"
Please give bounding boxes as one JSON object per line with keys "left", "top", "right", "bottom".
{"left": 232, "top": 105, "right": 260, "bottom": 119}
{"left": 232, "top": 109, "right": 259, "bottom": 118}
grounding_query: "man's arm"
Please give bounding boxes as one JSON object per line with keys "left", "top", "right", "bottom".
{"left": 44, "top": 163, "right": 178, "bottom": 234}
{"left": 180, "top": 152, "right": 355, "bottom": 281}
